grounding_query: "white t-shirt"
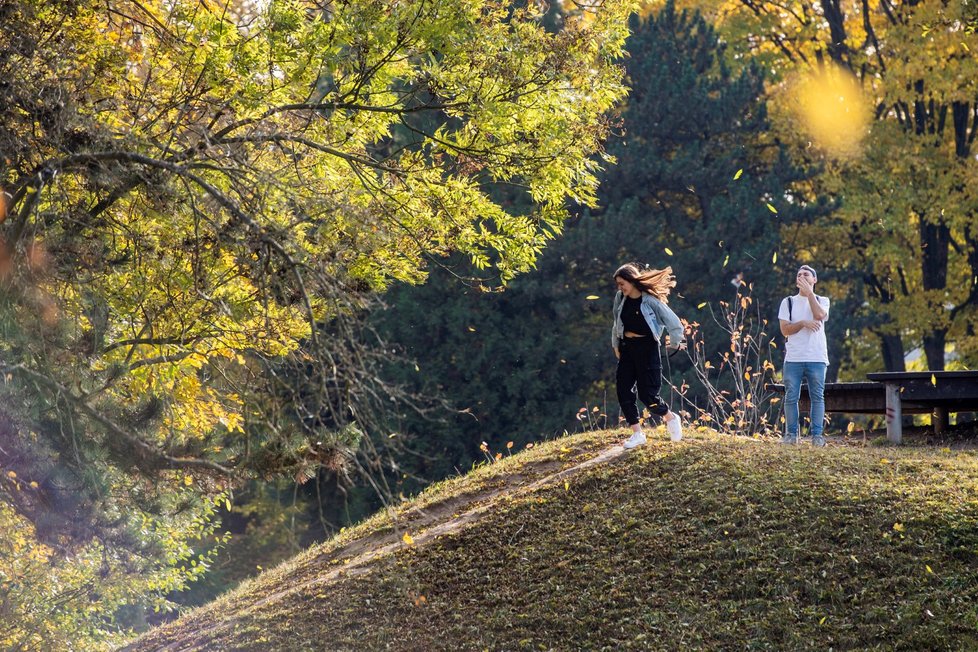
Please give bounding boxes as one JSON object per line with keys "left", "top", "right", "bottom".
{"left": 778, "top": 294, "right": 830, "bottom": 364}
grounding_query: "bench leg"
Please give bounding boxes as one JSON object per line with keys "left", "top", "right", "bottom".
{"left": 933, "top": 408, "right": 948, "bottom": 436}
{"left": 885, "top": 383, "right": 902, "bottom": 445}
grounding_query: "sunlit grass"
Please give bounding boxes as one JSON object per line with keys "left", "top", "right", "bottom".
{"left": 127, "top": 427, "right": 978, "bottom": 651}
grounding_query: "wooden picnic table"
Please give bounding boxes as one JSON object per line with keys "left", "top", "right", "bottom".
{"left": 866, "top": 371, "right": 978, "bottom": 444}
{"left": 768, "top": 370, "right": 978, "bottom": 444}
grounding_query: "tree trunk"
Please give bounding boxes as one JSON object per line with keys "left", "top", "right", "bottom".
{"left": 881, "top": 333, "right": 906, "bottom": 372}
{"left": 919, "top": 219, "right": 950, "bottom": 370}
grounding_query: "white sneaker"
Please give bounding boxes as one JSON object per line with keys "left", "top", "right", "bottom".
{"left": 623, "top": 431, "right": 646, "bottom": 449}
{"left": 666, "top": 414, "right": 682, "bottom": 441}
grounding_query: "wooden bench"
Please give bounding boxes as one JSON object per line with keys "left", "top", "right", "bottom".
{"left": 866, "top": 371, "right": 978, "bottom": 444}
{"left": 768, "top": 371, "right": 978, "bottom": 444}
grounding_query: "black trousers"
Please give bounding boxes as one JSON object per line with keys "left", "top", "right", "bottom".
{"left": 616, "top": 336, "right": 668, "bottom": 425}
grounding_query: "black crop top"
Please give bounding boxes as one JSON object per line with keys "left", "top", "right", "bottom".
{"left": 622, "top": 295, "right": 652, "bottom": 336}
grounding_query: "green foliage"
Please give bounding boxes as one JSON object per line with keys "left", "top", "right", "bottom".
{"left": 686, "top": 0, "right": 978, "bottom": 372}
{"left": 0, "top": 0, "right": 637, "bottom": 644}
{"left": 362, "top": 1, "right": 827, "bottom": 506}
{"left": 123, "top": 429, "right": 978, "bottom": 651}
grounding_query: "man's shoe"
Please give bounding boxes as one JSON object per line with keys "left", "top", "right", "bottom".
{"left": 812, "top": 435, "right": 826, "bottom": 448}
{"left": 623, "top": 431, "right": 647, "bottom": 449}
{"left": 666, "top": 415, "right": 682, "bottom": 442}
{"left": 779, "top": 435, "right": 798, "bottom": 445}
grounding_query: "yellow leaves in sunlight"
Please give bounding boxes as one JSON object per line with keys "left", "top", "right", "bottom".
{"left": 892, "top": 522, "right": 905, "bottom": 532}
{"left": 733, "top": 168, "right": 743, "bottom": 180}
{"left": 402, "top": 532, "right": 415, "bottom": 546}
{"left": 664, "top": 247, "right": 674, "bottom": 256}
{"left": 789, "top": 64, "right": 871, "bottom": 160}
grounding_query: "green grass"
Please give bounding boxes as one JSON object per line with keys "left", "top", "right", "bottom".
{"left": 124, "top": 428, "right": 978, "bottom": 651}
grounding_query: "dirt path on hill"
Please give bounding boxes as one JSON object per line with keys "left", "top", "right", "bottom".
{"left": 126, "top": 440, "right": 633, "bottom": 652}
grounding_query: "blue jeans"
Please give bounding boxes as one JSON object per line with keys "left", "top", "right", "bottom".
{"left": 783, "top": 361, "right": 827, "bottom": 437}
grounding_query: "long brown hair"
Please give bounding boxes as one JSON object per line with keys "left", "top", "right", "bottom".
{"left": 614, "top": 263, "right": 676, "bottom": 303}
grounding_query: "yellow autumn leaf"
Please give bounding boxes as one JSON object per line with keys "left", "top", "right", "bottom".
{"left": 926, "top": 564, "right": 934, "bottom": 574}
{"left": 664, "top": 247, "right": 673, "bottom": 256}
{"left": 733, "top": 168, "right": 743, "bottom": 180}
{"left": 30, "top": 481, "right": 39, "bottom": 489}
{"left": 931, "top": 374, "right": 937, "bottom": 386}
{"left": 723, "top": 255, "right": 729, "bottom": 267}
{"left": 6, "top": 471, "right": 15, "bottom": 479}
{"left": 880, "top": 458, "right": 891, "bottom": 464}
{"left": 766, "top": 203, "right": 778, "bottom": 214}
{"left": 772, "top": 252, "right": 778, "bottom": 263}
{"left": 402, "top": 533, "right": 414, "bottom": 545}
{"left": 585, "top": 295, "right": 600, "bottom": 300}
{"left": 184, "top": 475, "right": 193, "bottom": 486}
{"left": 819, "top": 616, "right": 827, "bottom": 625}
{"left": 564, "top": 480, "right": 569, "bottom": 491}
{"left": 893, "top": 522, "right": 904, "bottom": 532}
{"left": 697, "top": 302, "right": 707, "bottom": 309}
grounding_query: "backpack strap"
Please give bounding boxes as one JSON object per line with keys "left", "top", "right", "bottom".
{"left": 787, "top": 296, "right": 792, "bottom": 321}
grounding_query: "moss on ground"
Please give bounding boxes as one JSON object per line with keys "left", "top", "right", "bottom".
{"left": 124, "top": 429, "right": 978, "bottom": 651}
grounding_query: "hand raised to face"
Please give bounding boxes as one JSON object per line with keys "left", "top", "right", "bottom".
{"left": 796, "top": 276, "right": 814, "bottom": 296}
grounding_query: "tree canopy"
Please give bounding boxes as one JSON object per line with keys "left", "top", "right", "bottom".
{"left": 667, "top": 0, "right": 978, "bottom": 372}
{"left": 0, "top": 0, "right": 636, "bottom": 646}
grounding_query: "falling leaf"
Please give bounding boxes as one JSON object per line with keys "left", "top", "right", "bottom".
{"left": 963, "top": 42, "right": 971, "bottom": 52}
{"left": 723, "top": 255, "right": 729, "bottom": 267}
{"left": 468, "top": 327, "right": 476, "bottom": 332}
{"left": 733, "top": 168, "right": 743, "bottom": 180}
{"left": 564, "top": 480, "right": 570, "bottom": 491}
{"left": 766, "top": 203, "right": 778, "bottom": 214}
{"left": 697, "top": 302, "right": 707, "bottom": 309}
{"left": 664, "top": 247, "right": 673, "bottom": 256}
{"left": 585, "top": 295, "right": 600, "bottom": 300}
{"left": 931, "top": 374, "right": 937, "bottom": 386}
{"left": 225, "top": 498, "right": 232, "bottom": 511}
{"left": 402, "top": 533, "right": 415, "bottom": 545}
{"left": 6, "top": 471, "right": 15, "bottom": 479}
{"left": 819, "top": 616, "right": 827, "bottom": 625}
{"left": 772, "top": 252, "right": 778, "bottom": 263}
{"left": 926, "top": 564, "right": 934, "bottom": 574}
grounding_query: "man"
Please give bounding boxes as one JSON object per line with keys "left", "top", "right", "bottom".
{"left": 778, "top": 265, "right": 830, "bottom": 446}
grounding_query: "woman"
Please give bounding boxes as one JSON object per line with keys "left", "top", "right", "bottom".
{"left": 611, "top": 263, "right": 686, "bottom": 448}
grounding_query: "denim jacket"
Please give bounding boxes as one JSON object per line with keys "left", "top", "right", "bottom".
{"left": 612, "top": 291, "right": 685, "bottom": 352}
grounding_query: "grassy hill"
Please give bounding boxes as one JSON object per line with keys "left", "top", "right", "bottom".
{"left": 123, "top": 428, "right": 978, "bottom": 651}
